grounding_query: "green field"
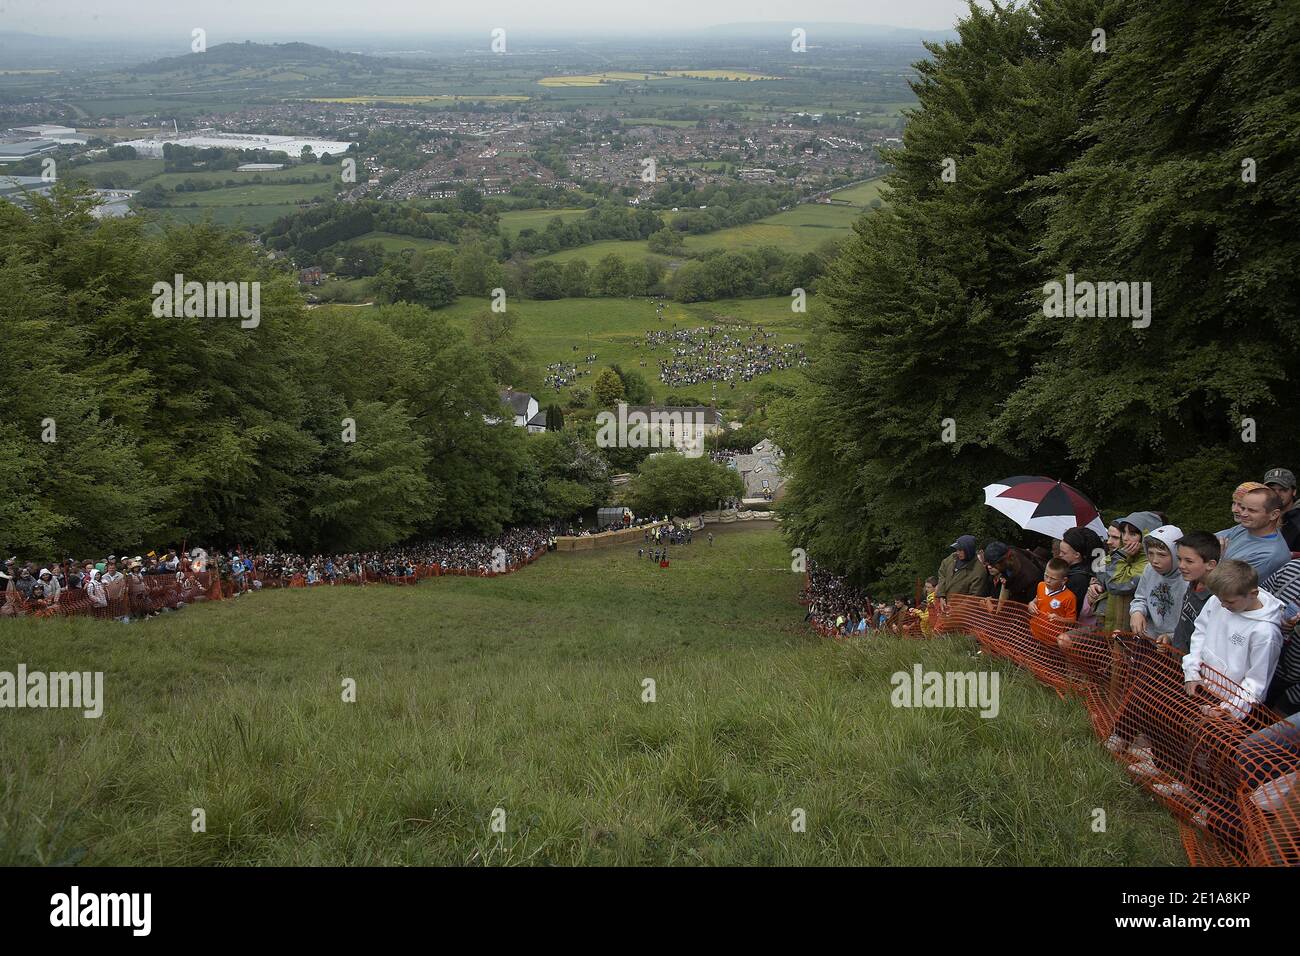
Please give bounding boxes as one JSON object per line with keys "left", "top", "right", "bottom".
{"left": 538, "top": 238, "right": 656, "bottom": 265}
{"left": 539, "top": 202, "right": 866, "bottom": 266}
{"left": 0, "top": 525, "right": 1180, "bottom": 866}
{"left": 498, "top": 207, "right": 591, "bottom": 237}
{"left": 158, "top": 181, "right": 336, "bottom": 207}
{"left": 829, "top": 177, "right": 890, "bottom": 207}
{"left": 145, "top": 203, "right": 313, "bottom": 228}
{"left": 349, "top": 231, "right": 453, "bottom": 253}
{"left": 62, "top": 158, "right": 166, "bottom": 186}
{"left": 58, "top": 159, "right": 343, "bottom": 227}
{"left": 429, "top": 294, "right": 812, "bottom": 405}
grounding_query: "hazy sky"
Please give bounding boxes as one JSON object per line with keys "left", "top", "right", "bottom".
{"left": 3, "top": 0, "right": 974, "bottom": 38}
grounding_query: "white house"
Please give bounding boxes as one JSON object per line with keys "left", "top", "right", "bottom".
{"left": 497, "top": 389, "right": 548, "bottom": 433}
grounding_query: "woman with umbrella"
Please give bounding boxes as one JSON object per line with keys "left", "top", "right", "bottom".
{"left": 982, "top": 476, "right": 1108, "bottom": 610}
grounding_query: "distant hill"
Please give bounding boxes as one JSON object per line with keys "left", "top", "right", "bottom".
{"left": 127, "top": 41, "right": 397, "bottom": 74}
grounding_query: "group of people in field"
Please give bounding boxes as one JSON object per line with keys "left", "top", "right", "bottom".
{"left": 2, "top": 528, "right": 554, "bottom": 622}
{"left": 800, "top": 569, "right": 920, "bottom": 635}
{"left": 880, "top": 469, "right": 1300, "bottom": 824}
{"left": 642, "top": 325, "right": 808, "bottom": 389}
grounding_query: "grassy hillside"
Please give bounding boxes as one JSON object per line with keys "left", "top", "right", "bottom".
{"left": 432, "top": 295, "right": 810, "bottom": 404}
{"left": 0, "top": 525, "right": 1181, "bottom": 866}
{"left": 539, "top": 201, "right": 866, "bottom": 265}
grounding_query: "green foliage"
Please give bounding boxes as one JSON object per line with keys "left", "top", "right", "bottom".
{"left": 625, "top": 453, "right": 744, "bottom": 517}
{"left": 592, "top": 368, "right": 626, "bottom": 407}
{"left": 777, "top": 0, "right": 1300, "bottom": 589}
{"left": 0, "top": 186, "right": 586, "bottom": 557}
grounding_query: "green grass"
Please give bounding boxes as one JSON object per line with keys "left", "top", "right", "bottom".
{"left": 147, "top": 167, "right": 339, "bottom": 189}
{"left": 829, "top": 177, "right": 889, "bottom": 207}
{"left": 62, "top": 158, "right": 165, "bottom": 186}
{"left": 158, "top": 181, "right": 336, "bottom": 207}
{"left": 498, "top": 208, "right": 590, "bottom": 237}
{"left": 349, "top": 231, "right": 452, "bottom": 253}
{"left": 145, "top": 203, "right": 313, "bottom": 228}
{"left": 0, "top": 525, "right": 1181, "bottom": 866}
{"left": 431, "top": 294, "right": 810, "bottom": 404}
{"left": 539, "top": 202, "right": 865, "bottom": 265}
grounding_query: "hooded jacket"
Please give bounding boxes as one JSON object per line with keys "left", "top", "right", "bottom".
{"left": 1183, "top": 589, "right": 1284, "bottom": 719}
{"left": 1130, "top": 525, "right": 1188, "bottom": 638}
{"left": 936, "top": 535, "right": 991, "bottom": 599}
{"left": 1103, "top": 511, "right": 1161, "bottom": 630}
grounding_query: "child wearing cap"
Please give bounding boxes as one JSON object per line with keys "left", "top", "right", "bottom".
{"left": 1103, "top": 512, "right": 1158, "bottom": 631}
{"left": 1129, "top": 525, "right": 1186, "bottom": 643}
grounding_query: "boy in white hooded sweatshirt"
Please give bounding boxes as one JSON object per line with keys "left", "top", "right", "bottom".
{"left": 1183, "top": 559, "right": 1284, "bottom": 721}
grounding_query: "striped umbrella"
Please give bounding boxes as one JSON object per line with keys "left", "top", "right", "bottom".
{"left": 983, "top": 475, "right": 1106, "bottom": 539}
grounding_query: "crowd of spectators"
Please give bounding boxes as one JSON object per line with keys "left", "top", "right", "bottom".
{"left": 800, "top": 564, "right": 921, "bottom": 635}
{"left": 803, "top": 467, "right": 1300, "bottom": 827}
{"left": 642, "top": 326, "right": 808, "bottom": 389}
{"left": 2, "top": 528, "right": 553, "bottom": 621}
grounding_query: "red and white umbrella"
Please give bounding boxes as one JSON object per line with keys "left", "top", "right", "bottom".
{"left": 983, "top": 475, "right": 1106, "bottom": 540}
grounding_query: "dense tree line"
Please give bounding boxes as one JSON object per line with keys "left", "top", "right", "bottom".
{"left": 0, "top": 186, "right": 609, "bottom": 557}
{"left": 262, "top": 201, "right": 484, "bottom": 257}
{"left": 775, "top": 0, "right": 1300, "bottom": 590}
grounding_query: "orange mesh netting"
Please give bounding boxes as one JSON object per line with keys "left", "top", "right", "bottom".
{"left": 813, "top": 591, "right": 1300, "bottom": 867}
{"left": 1, "top": 546, "right": 549, "bottom": 621}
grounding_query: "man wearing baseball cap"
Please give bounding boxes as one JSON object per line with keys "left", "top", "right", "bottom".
{"left": 1264, "top": 468, "right": 1300, "bottom": 551}
{"left": 983, "top": 539, "right": 1045, "bottom": 607}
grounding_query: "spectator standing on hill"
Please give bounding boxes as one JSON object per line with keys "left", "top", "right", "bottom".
{"left": 1103, "top": 512, "right": 1158, "bottom": 631}
{"left": 1183, "top": 560, "right": 1283, "bottom": 721}
{"left": 1028, "top": 557, "right": 1077, "bottom": 642}
{"left": 982, "top": 540, "right": 1044, "bottom": 607}
{"left": 935, "top": 534, "right": 992, "bottom": 612}
{"left": 1263, "top": 468, "right": 1300, "bottom": 551}
{"left": 37, "top": 568, "right": 60, "bottom": 606}
{"left": 1218, "top": 486, "right": 1292, "bottom": 583}
{"left": 1129, "top": 525, "right": 1187, "bottom": 643}
{"left": 1059, "top": 527, "right": 1102, "bottom": 618}
{"left": 1086, "top": 522, "right": 1122, "bottom": 624}
{"left": 14, "top": 566, "right": 36, "bottom": 601}
{"left": 1171, "top": 532, "right": 1221, "bottom": 654}
{"left": 1258, "top": 559, "right": 1300, "bottom": 715}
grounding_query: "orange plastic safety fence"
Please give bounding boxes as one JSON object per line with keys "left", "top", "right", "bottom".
{"left": 2, "top": 545, "right": 551, "bottom": 622}
{"left": 1, "top": 571, "right": 221, "bottom": 621}
{"left": 919, "top": 594, "right": 1300, "bottom": 867}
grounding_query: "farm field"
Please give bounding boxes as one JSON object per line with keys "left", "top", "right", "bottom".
{"left": 145, "top": 203, "right": 313, "bottom": 227}
{"left": 0, "top": 525, "right": 1182, "bottom": 866}
{"left": 156, "top": 181, "right": 336, "bottom": 206}
{"left": 306, "top": 95, "right": 530, "bottom": 104}
{"left": 829, "top": 177, "right": 890, "bottom": 207}
{"left": 55, "top": 160, "right": 344, "bottom": 227}
{"left": 347, "top": 231, "right": 452, "bottom": 253}
{"left": 425, "top": 294, "right": 810, "bottom": 406}
{"left": 537, "top": 201, "right": 867, "bottom": 266}
{"left": 498, "top": 207, "right": 591, "bottom": 236}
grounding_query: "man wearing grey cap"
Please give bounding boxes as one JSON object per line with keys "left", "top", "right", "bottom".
{"left": 1264, "top": 468, "right": 1300, "bottom": 551}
